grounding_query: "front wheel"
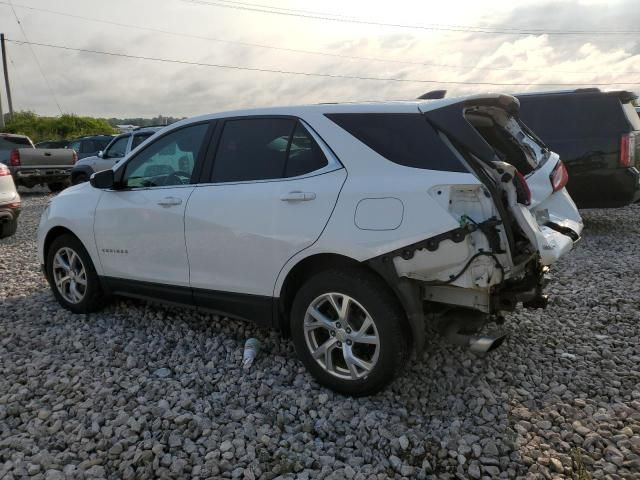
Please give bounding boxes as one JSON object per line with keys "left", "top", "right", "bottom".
{"left": 72, "top": 173, "right": 88, "bottom": 185}
{"left": 45, "top": 234, "right": 105, "bottom": 313}
{"left": 291, "top": 268, "right": 408, "bottom": 396}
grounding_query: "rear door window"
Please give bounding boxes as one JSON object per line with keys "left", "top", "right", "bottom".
{"left": 212, "top": 118, "right": 296, "bottom": 183}
{"left": 285, "top": 123, "right": 328, "bottom": 177}
{"left": 211, "top": 118, "right": 330, "bottom": 183}
{"left": 326, "top": 113, "right": 467, "bottom": 172}
{"left": 131, "top": 133, "right": 154, "bottom": 150}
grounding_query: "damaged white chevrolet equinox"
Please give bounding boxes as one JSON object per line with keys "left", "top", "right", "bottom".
{"left": 38, "top": 94, "right": 582, "bottom": 395}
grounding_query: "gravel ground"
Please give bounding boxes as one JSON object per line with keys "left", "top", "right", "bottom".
{"left": 1, "top": 190, "right": 639, "bottom": 480}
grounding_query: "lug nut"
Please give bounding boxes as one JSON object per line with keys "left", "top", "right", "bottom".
{"left": 335, "top": 322, "right": 341, "bottom": 328}
{"left": 346, "top": 339, "right": 352, "bottom": 346}
{"left": 345, "top": 327, "right": 351, "bottom": 334}
{"left": 337, "top": 341, "right": 342, "bottom": 347}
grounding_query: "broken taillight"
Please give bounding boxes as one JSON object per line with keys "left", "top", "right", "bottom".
{"left": 550, "top": 160, "right": 569, "bottom": 193}
{"left": 514, "top": 170, "right": 532, "bottom": 205}
{"left": 620, "top": 133, "right": 635, "bottom": 167}
{"left": 9, "top": 149, "right": 20, "bottom": 167}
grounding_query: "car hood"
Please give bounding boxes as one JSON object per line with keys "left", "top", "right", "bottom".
{"left": 75, "top": 155, "right": 99, "bottom": 166}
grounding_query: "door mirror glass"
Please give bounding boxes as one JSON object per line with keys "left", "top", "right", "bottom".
{"left": 90, "top": 169, "right": 114, "bottom": 189}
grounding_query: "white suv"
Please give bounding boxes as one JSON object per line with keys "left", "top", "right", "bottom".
{"left": 37, "top": 94, "right": 583, "bottom": 395}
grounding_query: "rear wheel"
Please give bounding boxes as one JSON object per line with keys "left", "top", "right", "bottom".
{"left": 48, "top": 182, "right": 67, "bottom": 192}
{"left": 291, "top": 268, "right": 407, "bottom": 396}
{"left": 0, "top": 218, "right": 18, "bottom": 239}
{"left": 46, "top": 234, "right": 105, "bottom": 313}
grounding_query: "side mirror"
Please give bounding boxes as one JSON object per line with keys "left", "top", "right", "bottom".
{"left": 90, "top": 169, "right": 115, "bottom": 189}
{"left": 97, "top": 150, "right": 103, "bottom": 158}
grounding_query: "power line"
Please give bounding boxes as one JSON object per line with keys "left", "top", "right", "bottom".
{"left": 7, "top": 38, "right": 640, "bottom": 87}
{"left": 184, "top": 0, "right": 640, "bottom": 36}
{"left": 6, "top": 0, "right": 62, "bottom": 113}
{"left": 3, "top": 1, "right": 640, "bottom": 76}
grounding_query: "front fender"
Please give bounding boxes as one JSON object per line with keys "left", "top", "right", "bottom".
{"left": 37, "top": 184, "right": 103, "bottom": 273}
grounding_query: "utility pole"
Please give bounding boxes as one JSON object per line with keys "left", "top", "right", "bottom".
{"left": 1, "top": 34, "right": 14, "bottom": 121}
{"left": 0, "top": 79, "right": 4, "bottom": 129}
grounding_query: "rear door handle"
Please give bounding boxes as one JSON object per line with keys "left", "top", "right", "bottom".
{"left": 280, "top": 191, "right": 316, "bottom": 202}
{"left": 157, "top": 196, "right": 182, "bottom": 207}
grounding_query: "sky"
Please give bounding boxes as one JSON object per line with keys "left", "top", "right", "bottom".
{"left": 0, "top": 0, "right": 639, "bottom": 118}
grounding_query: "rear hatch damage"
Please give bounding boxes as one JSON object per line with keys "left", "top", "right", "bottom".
{"left": 390, "top": 94, "right": 583, "bottom": 313}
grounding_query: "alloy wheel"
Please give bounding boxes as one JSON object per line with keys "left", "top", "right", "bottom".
{"left": 52, "top": 247, "right": 87, "bottom": 304}
{"left": 303, "top": 292, "right": 380, "bottom": 380}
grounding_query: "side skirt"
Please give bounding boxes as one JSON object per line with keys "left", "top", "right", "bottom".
{"left": 101, "top": 277, "right": 274, "bottom": 328}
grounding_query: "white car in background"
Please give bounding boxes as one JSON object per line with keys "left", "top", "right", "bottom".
{"left": 0, "top": 163, "right": 21, "bottom": 239}
{"left": 70, "top": 127, "right": 163, "bottom": 185}
{"left": 37, "top": 94, "right": 582, "bottom": 395}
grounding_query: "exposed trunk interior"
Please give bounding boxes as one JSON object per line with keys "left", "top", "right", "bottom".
{"left": 464, "top": 108, "right": 535, "bottom": 175}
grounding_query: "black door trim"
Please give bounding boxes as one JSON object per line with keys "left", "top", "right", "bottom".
{"left": 102, "top": 276, "right": 274, "bottom": 327}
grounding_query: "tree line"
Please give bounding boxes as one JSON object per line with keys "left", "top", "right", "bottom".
{"left": 1, "top": 112, "right": 116, "bottom": 143}
{"left": 0, "top": 112, "right": 184, "bottom": 142}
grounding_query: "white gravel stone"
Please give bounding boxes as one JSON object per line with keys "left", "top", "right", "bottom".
{"left": 1, "top": 191, "right": 640, "bottom": 478}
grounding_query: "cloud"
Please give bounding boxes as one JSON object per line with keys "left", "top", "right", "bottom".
{"left": 3, "top": 0, "right": 640, "bottom": 117}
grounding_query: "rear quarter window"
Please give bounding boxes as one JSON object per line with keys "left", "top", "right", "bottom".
{"left": 325, "top": 113, "right": 467, "bottom": 172}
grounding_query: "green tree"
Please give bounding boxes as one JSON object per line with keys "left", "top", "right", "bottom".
{"left": 1, "top": 112, "right": 117, "bottom": 142}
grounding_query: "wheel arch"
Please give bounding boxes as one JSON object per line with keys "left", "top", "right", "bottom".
{"left": 43, "top": 226, "right": 79, "bottom": 262}
{"left": 71, "top": 165, "right": 94, "bottom": 184}
{"left": 276, "top": 252, "right": 421, "bottom": 353}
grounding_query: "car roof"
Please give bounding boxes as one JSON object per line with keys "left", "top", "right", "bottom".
{"left": 516, "top": 87, "right": 637, "bottom": 103}
{"left": 71, "top": 135, "right": 114, "bottom": 141}
{"left": 132, "top": 126, "right": 164, "bottom": 134}
{"left": 166, "top": 93, "right": 518, "bottom": 130}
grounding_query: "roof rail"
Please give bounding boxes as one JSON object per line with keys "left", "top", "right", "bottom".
{"left": 133, "top": 124, "right": 168, "bottom": 130}
{"left": 417, "top": 90, "right": 447, "bottom": 100}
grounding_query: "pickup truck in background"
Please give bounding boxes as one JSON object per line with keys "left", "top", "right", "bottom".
{"left": 71, "top": 126, "right": 162, "bottom": 184}
{"left": 0, "top": 133, "right": 77, "bottom": 192}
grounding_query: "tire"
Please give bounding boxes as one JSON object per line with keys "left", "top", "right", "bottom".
{"left": 48, "top": 182, "right": 67, "bottom": 193}
{"left": 72, "top": 173, "right": 88, "bottom": 185}
{"left": 0, "top": 218, "right": 18, "bottom": 239}
{"left": 45, "top": 233, "right": 106, "bottom": 313}
{"left": 291, "top": 267, "right": 408, "bottom": 396}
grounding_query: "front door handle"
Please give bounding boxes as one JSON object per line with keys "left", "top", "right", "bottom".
{"left": 280, "top": 191, "right": 316, "bottom": 202}
{"left": 157, "top": 196, "right": 182, "bottom": 207}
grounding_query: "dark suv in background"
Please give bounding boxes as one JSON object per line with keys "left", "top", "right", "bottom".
{"left": 516, "top": 88, "right": 640, "bottom": 208}
{"left": 67, "top": 135, "right": 114, "bottom": 160}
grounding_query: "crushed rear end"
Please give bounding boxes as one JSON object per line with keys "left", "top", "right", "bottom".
{"left": 370, "top": 94, "right": 583, "bottom": 351}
